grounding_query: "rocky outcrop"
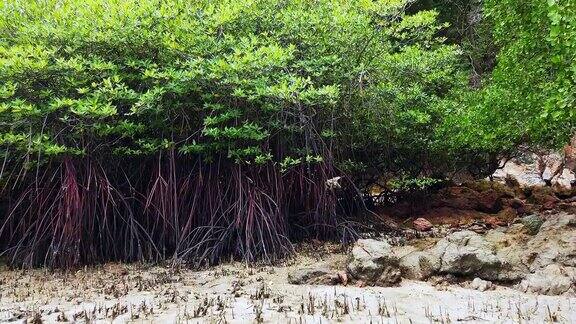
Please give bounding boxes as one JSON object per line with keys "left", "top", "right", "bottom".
{"left": 484, "top": 227, "right": 529, "bottom": 281}
{"left": 432, "top": 230, "right": 502, "bottom": 280}
{"left": 517, "top": 264, "right": 576, "bottom": 295}
{"left": 431, "top": 183, "right": 513, "bottom": 214}
{"left": 295, "top": 207, "right": 576, "bottom": 296}
{"left": 477, "top": 190, "right": 505, "bottom": 213}
{"left": 346, "top": 239, "right": 401, "bottom": 286}
{"left": 432, "top": 187, "right": 482, "bottom": 211}
{"left": 522, "top": 213, "right": 576, "bottom": 270}
{"left": 288, "top": 264, "right": 340, "bottom": 285}
{"left": 398, "top": 251, "right": 440, "bottom": 280}
{"left": 480, "top": 212, "right": 576, "bottom": 292}
{"left": 526, "top": 186, "right": 560, "bottom": 210}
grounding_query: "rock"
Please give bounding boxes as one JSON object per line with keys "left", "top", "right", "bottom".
{"left": 484, "top": 227, "right": 509, "bottom": 242}
{"left": 433, "top": 186, "right": 481, "bottom": 210}
{"left": 465, "top": 222, "right": 488, "bottom": 234}
{"left": 496, "top": 207, "right": 518, "bottom": 222}
{"left": 432, "top": 184, "right": 511, "bottom": 213}
{"left": 503, "top": 198, "right": 525, "bottom": 211}
{"left": 558, "top": 202, "right": 576, "bottom": 215}
{"left": 484, "top": 229, "right": 529, "bottom": 281}
{"left": 527, "top": 186, "right": 559, "bottom": 208}
{"left": 347, "top": 239, "right": 401, "bottom": 286}
{"left": 432, "top": 230, "right": 502, "bottom": 280}
{"left": 487, "top": 213, "right": 576, "bottom": 278}
{"left": 470, "top": 278, "right": 493, "bottom": 292}
{"left": 552, "top": 183, "right": 576, "bottom": 199}
{"left": 521, "top": 214, "right": 543, "bottom": 235}
{"left": 523, "top": 213, "right": 576, "bottom": 270}
{"left": 374, "top": 267, "right": 402, "bottom": 286}
{"left": 288, "top": 264, "right": 339, "bottom": 285}
{"left": 543, "top": 201, "right": 557, "bottom": 210}
{"left": 485, "top": 216, "right": 506, "bottom": 228}
{"left": 464, "top": 180, "right": 515, "bottom": 198}
{"left": 504, "top": 175, "right": 521, "bottom": 191}
{"left": 465, "top": 181, "right": 514, "bottom": 212}
{"left": 411, "top": 207, "right": 490, "bottom": 229}
{"left": 477, "top": 189, "right": 504, "bottom": 213}
{"left": 517, "top": 264, "right": 576, "bottom": 295}
{"left": 398, "top": 251, "right": 440, "bottom": 280}
{"left": 392, "top": 245, "right": 418, "bottom": 259}
{"left": 413, "top": 218, "right": 433, "bottom": 231}
{"left": 337, "top": 271, "right": 348, "bottom": 286}
{"left": 506, "top": 223, "right": 529, "bottom": 235}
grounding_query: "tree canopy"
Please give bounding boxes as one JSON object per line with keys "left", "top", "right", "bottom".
{"left": 0, "top": 0, "right": 574, "bottom": 267}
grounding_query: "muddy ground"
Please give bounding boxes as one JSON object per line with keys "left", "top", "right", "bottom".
{"left": 0, "top": 248, "right": 575, "bottom": 323}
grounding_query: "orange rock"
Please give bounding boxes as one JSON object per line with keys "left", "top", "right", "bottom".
{"left": 542, "top": 201, "right": 557, "bottom": 210}
{"left": 485, "top": 216, "right": 506, "bottom": 228}
{"left": 413, "top": 218, "right": 433, "bottom": 231}
{"left": 477, "top": 189, "right": 504, "bottom": 213}
{"left": 497, "top": 207, "right": 518, "bottom": 222}
{"left": 337, "top": 271, "right": 348, "bottom": 286}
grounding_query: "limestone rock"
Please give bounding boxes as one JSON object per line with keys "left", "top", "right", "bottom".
{"left": 484, "top": 213, "right": 576, "bottom": 281}
{"left": 523, "top": 213, "right": 576, "bottom": 271}
{"left": 392, "top": 245, "right": 418, "bottom": 259}
{"left": 484, "top": 229, "right": 529, "bottom": 281}
{"left": 432, "top": 230, "right": 502, "bottom": 280}
{"left": 517, "top": 264, "right": 576, "bottom": 295}
{"left": 398, "top": 251, "right": 440, "bottom": 280}
{"left": 347, "top": 239, "right": 401, "bottom": 286}
{"left": 470, "top": 278, "right": 493, "bottom": 292}
{"left": 505, "top": 223, "right": 530, "bottom": 236}
{"left": 288, "top": 264, "right": 339, "bottom": 285}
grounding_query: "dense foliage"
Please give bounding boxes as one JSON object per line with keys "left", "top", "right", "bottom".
{"left": 486, "top": 0, "right": 575, "bottom": 147}
{"left": 440, "top": 0, "right": 576, "bottom": 157}
{"left": 0, "top": 0, "right": 574, "bottom": 268}
{"left": 0, "top": 0, "right": 463, "bottom": 267}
